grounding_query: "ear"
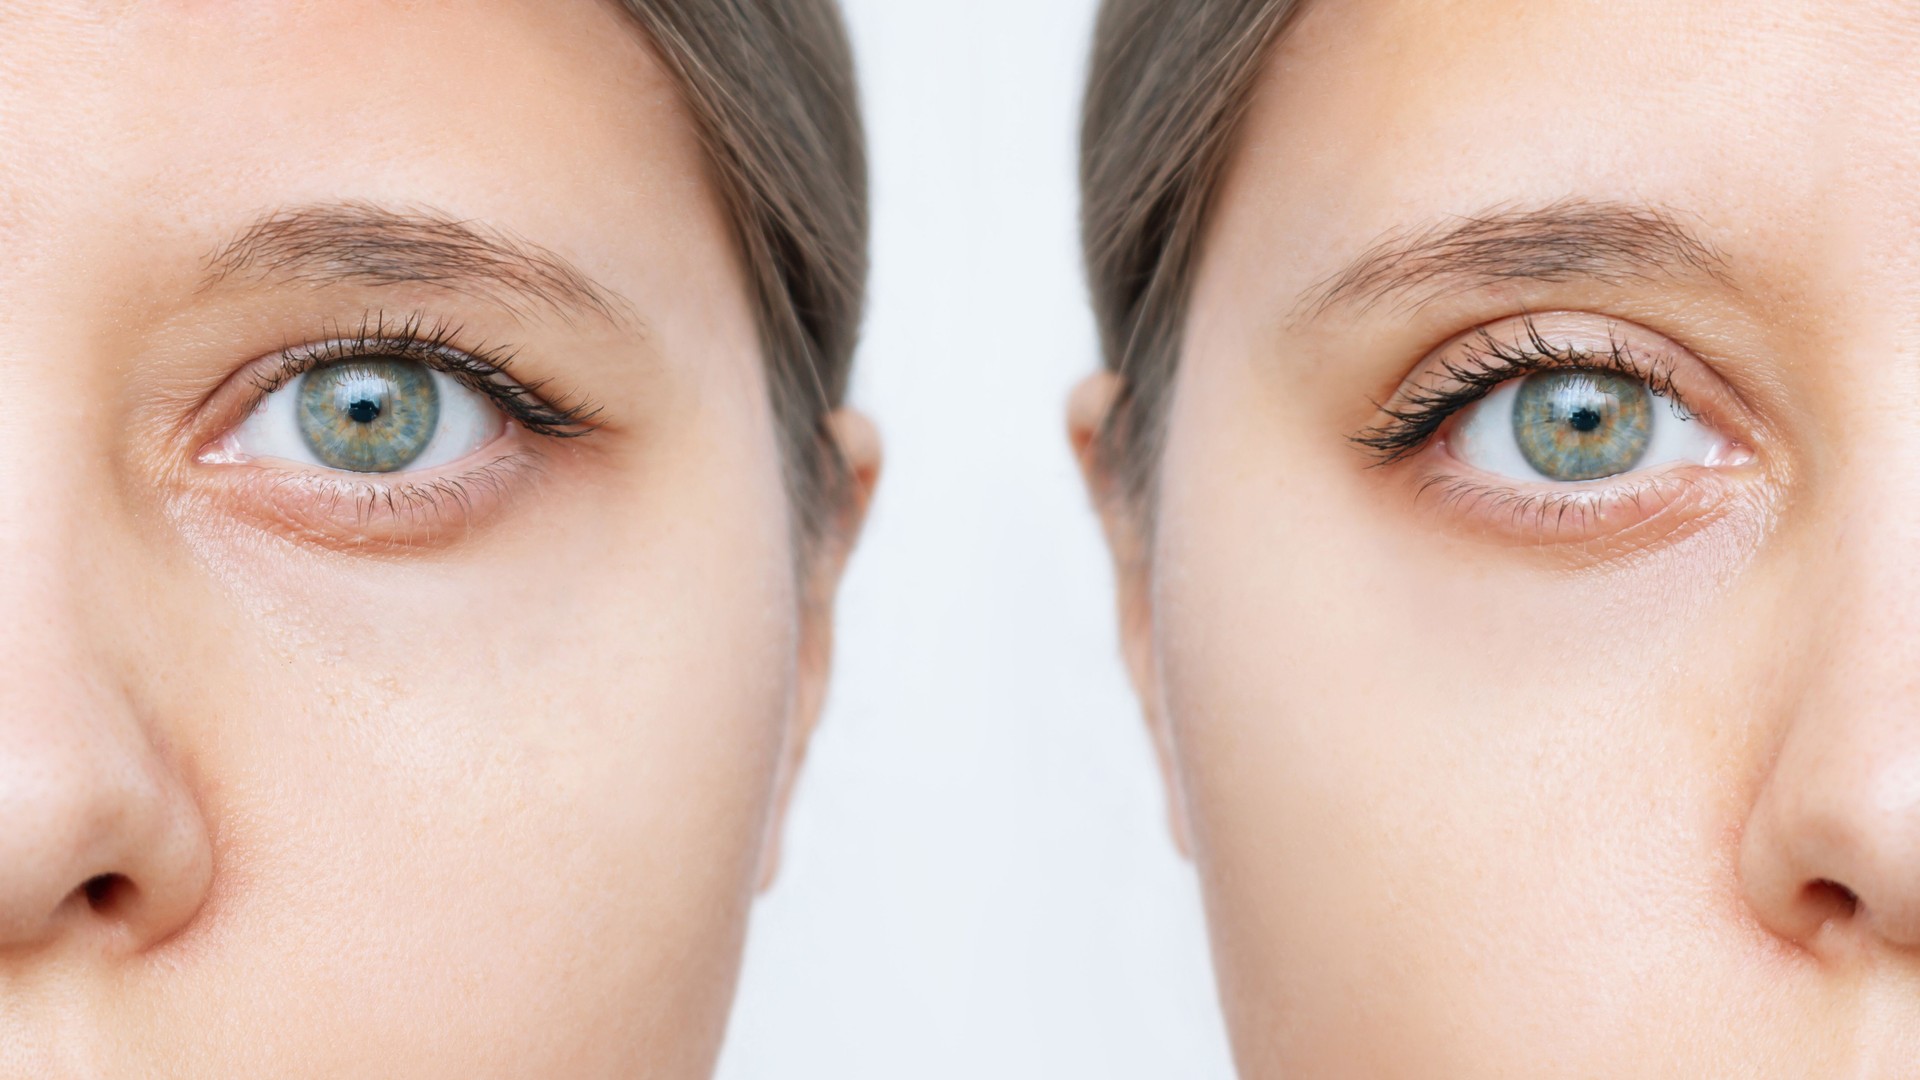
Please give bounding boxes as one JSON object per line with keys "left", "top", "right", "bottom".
{"left": 756, "top": 408, "right": 882, "bottom": 892}
{"left": 1068, "top": 373, "right": 1195, "bottom": 859}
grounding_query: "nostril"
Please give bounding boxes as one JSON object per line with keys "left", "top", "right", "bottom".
{"left": 81, "top": 874, "right": 134, "bottom": 917}
{"left": 1802, "top": 878, "right": 1860, "bottom": 924}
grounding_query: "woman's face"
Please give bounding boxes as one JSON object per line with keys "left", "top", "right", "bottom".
{"left": 1083, "top": 0, "right": 1920, "bottom": 1075}
{"left": 0, "top": 3, "right": 866, "bottom": 1076}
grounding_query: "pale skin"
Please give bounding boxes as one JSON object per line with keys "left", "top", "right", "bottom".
{"left": 1075, "top": 0, "right": 1920, "bottom": 1076}
{"left": 0, "top": 2, "right": 875, "bottom": 1077}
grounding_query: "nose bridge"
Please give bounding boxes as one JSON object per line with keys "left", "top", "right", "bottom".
{"left": 0, "top": 359, "right": 121, "bottom": 688}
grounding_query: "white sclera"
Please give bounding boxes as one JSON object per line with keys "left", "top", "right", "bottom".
{"left": 1448, "top": 376, "right": 1731, "bottom": 483}
{"left": 223, "top": 366, "right": 507, "bottom": 473}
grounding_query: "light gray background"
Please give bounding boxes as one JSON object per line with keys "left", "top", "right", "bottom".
{"left": 716, "top": 3, "right": 1234, "bottom": 1077}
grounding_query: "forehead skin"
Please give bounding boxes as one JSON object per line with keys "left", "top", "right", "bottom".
{"left": 0, "top": 0, "right": 736, "bottom": 327}
{"left": 0, "top": 3, "right": 791, "bottom": 1077}
{"left": 1158, "top": 0, "right": 1920, "bottom": 1077}
{"left": 1210, "top": 0, "right": 1920, "bottom": 352}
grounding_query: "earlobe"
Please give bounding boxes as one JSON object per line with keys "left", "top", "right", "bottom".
{"left": 1066, "top": 372, "right": 1194, "bottom": 859}
{"left": 755, "top": 407, "right": 883, "bottom": 893}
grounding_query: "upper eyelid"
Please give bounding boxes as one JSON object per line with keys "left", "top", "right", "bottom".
{"left": 243, "top": 314, "right": 603, "bottom": 440}
{"left": 1349, "top": 317, "right": 1701, "bottom": 467}
{"left": 254, "top": 311, "right": 511, "bottom": 394}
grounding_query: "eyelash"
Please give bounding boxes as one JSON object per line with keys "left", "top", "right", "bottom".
{"left": 194, "top": 311, "right": 604, "bottom": 549}
{"left": 247, "top": 311, "right": 602, "bottom": 440}
{"left": 1349, "top": 316, "right": 1688, "bottom": 467}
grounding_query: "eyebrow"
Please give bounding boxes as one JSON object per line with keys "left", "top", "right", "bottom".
{"left": 1293, "top": 199, "right": 1730, "bottom": 323}
{"left": 201, "top": 201, "right": 637, "bottom": 328}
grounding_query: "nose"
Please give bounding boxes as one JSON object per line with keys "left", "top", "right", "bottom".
{"left": 1741, "top": 727, "right": 1920, "bottom": 951}
{"left": 0, "top": 324, "right": 219, "bottom": 963}
{"left": 0, "top": 336, "right": 217, "bottom": 957}
{"left": 0, "top": 682, "right": 213, "bottom": 952}
{"left": 0, "top": 486, "right": 213, "bottom": 954}
{"left": 1740, "top": 505, "right": 1920, "bottom": 955}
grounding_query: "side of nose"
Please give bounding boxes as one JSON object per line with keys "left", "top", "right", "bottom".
{"left": 1741, "top": 728, "right": 1920, "bottom": 950}
{"left": 0, "top": 688, "right": 213, "bottom": 952}
{"left": 1740, "top": 498, "right": 1920, "bottom": 955}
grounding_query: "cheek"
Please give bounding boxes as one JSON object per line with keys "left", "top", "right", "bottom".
{"left": 147, "top": 418, "right": 798, "bottom": 1072}
{"left": 1149, "top": 360, "right": 1800, "bottom": 1071}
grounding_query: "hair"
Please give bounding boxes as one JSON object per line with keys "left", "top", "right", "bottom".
{"left": 1080, "top": 0, "right": 1298, "bottom": 503}
{"left": 615, "top": 0, "right": 868, "bottom": 541}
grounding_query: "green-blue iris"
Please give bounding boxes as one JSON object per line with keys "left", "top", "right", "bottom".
{"left": 297, "top": 359, "right": 440, "bottom": 473}
{"left": 1512, "top": 369, "right": 1652, "bottom": 481}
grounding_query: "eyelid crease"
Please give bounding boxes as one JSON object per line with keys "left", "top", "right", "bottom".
{"left": 1349, "top": 315, "right": 1687, "bottom": 467}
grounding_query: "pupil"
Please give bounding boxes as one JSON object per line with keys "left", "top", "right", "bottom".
{"left": 1568, "top": 406, "right": 1602, "bottom": 433}
{"left": 347, "top": 398, "right": 382, "bottom": 424}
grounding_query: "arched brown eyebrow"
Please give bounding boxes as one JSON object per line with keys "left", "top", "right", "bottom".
{"left": 201, "top": 201, "right": 640, "bottom": 330}
{"left": 1293, "top": 198, "right": 1731, "bottom": 324}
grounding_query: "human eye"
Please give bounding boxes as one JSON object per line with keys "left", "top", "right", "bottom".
{"left": 1350, "top": 314, "right": 1761, "bottom": 547}
{"left": 195, "top": 313, "right": 600, "bottom": 547}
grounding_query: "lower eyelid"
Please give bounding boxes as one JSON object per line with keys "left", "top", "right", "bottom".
{"left": 198, "top": 447, "right": 546, "bottom": 552}
{"left": 1404, "top": 449, "right": 1749, "bottom": 553}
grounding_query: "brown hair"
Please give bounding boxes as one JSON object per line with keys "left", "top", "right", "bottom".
{"left": 1080, "top": 0, "right": 1297, "bottom": 501}
{"left": 616, "top": 0, "right": 868, "bottom": 538}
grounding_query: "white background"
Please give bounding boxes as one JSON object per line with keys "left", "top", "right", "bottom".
{"left": 715, "top": 3, "right": 1235, "bottom": 1078}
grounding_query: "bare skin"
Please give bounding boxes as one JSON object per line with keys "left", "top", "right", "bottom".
{"left": 1076, "top": 1, "right": 1920, "bottom": 1075}
{"left": 0, "top": 2, "right": 875, "bottom": 1076}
